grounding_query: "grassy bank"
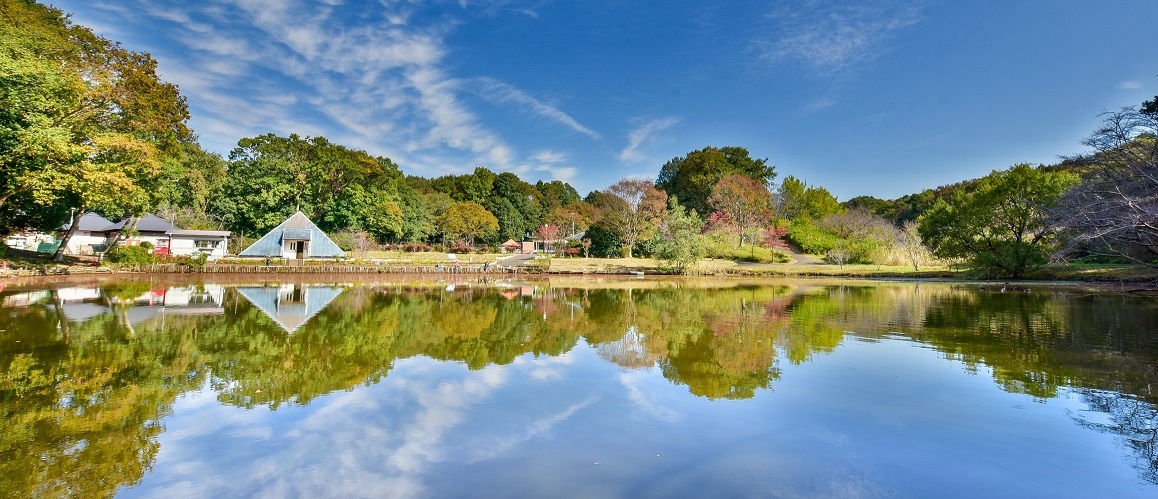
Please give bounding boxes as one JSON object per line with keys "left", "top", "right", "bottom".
{"left": 3, "top": 248, "right": 1155, "bottom": 285}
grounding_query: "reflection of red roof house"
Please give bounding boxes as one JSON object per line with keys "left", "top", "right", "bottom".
{"left": 500, "top": 289, "right": 520, "bottom": 300}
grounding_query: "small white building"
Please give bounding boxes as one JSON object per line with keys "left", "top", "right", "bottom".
{"left": 59, "top": 213, "right": 115, "bottom": 255}
{"left": 105, "top": 213, "right": 178, "bottom": 249}
{"left": 58, "top": 212, "right": 232, "bottom": 259}
{"left": 164, "top": 230, "right": 230, "bottom": 260}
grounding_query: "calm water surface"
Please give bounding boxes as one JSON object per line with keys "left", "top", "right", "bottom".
{"left": 1, "top": 278, "right": 1156, "bottom": 498}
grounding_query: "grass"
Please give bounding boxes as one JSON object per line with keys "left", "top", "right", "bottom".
{"left": 4, "top": 244, "right": 1155, "bottom": 285}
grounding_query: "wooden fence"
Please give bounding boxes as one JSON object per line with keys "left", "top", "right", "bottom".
{"left": 100, "top": 263, "right": 547, "bottom": 275}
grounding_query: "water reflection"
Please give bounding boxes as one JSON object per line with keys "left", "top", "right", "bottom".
{"left": 235, "top": 284, "right": 344, "bottom": 333}
{"left": 0, "top": 279, "right": 1156, "bottom": 496}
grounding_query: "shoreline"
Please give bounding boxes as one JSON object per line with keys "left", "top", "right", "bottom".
{"left": 1, "top": 265, "right": 1153, "bottom": 295}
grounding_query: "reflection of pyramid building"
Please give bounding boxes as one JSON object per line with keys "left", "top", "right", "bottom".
{"left": 236, "top": 285, "right": 344, "bottom": 333}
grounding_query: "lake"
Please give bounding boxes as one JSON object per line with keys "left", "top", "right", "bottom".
{"left": 1, "top": 277, "right": 1156, "bottom": 498}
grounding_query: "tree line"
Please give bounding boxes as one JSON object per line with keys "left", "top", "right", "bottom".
{"left": 2, "top": 0, "right": 1155, "bottom": 276}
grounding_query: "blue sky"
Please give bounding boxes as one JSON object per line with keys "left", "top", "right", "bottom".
{"left": 55, "top": 0, "right": 1158, "bottom": 199}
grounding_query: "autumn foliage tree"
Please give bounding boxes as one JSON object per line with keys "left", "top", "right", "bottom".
{"left": 657, "top": 146, "right": 776, "bottom": 217}
{"left": 438, "top": 201, "right": 499, "bottom": 248}
{"left": 597, "top": 178, "right": 667, "bottom": 258}
{"left": 708, "top": 174, "right": 773, "bottom": 247}
{"left": 0, "top": 0, "right": 192, "bottom": 257}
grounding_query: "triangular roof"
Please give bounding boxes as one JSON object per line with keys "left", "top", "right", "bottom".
{"left": 239, "top": 211, "right": 345, "bottom": 258}
{"left": 501, "top": 238, "right": 520, "bottom": 247}
{"left": 235, "top": 285, "right": 344, "bottom": 333}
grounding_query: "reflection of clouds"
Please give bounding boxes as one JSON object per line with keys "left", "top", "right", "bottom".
{"left": 132, "top": 356, "right": 598, "bottom": 498}
{"left": 619, "top": 371, "right": 680, "bottom": 422}
{"left": 463, "top": 395, "right": 598, "bottom": 462}
{"left": 513, "top": 350, "right": 575, "bottom": 381}
{"left": 390, "top": 368, "right": 504, "bottom": 476}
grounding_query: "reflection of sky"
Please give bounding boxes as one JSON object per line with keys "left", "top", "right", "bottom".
{"left": 121, "top": 338, "right": 1156, "bottom": 498}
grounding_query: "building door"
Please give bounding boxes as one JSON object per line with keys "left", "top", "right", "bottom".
{"left": 295, "top": 241, "right": 306, "bottom": 259}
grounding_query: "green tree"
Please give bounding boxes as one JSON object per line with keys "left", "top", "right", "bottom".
{"left": 0, "top": 0, "right": 191, "bottom": 254}
{"left": 651, "top": 197, "right": 707, "bottom": 273}
{"left": 919, "top": 163, "right": 1078, "bottom": 277}
{"left": 438, "top": 201, "right": 499, "bottom": 248}
{"left": 535, "top": 179, "right": 581, "bottom": 213}
{"left": 597, "top": 178, "right": 667, "bottom": 258}
{"left": 657, "top": 146, "right": 776, "bottom": 216}
{"left": 776, "top": 175, "right": 842, "bottom": 221}
{"left": 152, "top": 143, "right": 228, "bottom": 229}
{"left": 213, "top": 134, "right": 411, "bottom": 239}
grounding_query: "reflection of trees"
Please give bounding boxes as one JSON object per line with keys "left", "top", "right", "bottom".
{"left": 3, "top": 280, "right": 1158, "bottom": 492}
{"left": 918, "top": 290, "right": 1158, "bottom": 403}
{"left": 585, "top": 286, "right": 798, "bottom": 399}
{"left": 0, "top": 306, "right": 203, "bottom": 498}
{"left": 1072, "top": 388, "right": 1158, "bottom": 484}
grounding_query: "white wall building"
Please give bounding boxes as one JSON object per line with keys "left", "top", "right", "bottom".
{"left": 165, "top": 230, "right": 230, "bottom": 260}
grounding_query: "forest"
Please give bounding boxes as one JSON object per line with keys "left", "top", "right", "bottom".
{"left": 1, "top": 0, "right": 1155, "bottom": 278}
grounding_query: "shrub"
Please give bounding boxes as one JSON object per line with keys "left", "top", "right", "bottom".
{"left": 139, "top": 241, "right": 154, "bottom": 250}
{"left": 400, "top": 242, "right": 432, "bottom": 252}
{"left": 786, "top": 219, "right": 842, "bottom": 255}
{"left": 104, "top": 245, "right": 153, "bottom": 265}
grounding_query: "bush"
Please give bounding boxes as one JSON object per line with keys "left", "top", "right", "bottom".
{"left": 139, "top": 241, "right": 154, "bottom": 250}
{"left": 104, "top": 245, "right": 153, "bottom": 265}
{"left": 399, "top": 242, "right": 432, "bottom": 252}
{"left": 786, "top": 219, "right": 842, "bottom": 255}
{"left": 703, "top": 229, "right": 789, "bottom": 263}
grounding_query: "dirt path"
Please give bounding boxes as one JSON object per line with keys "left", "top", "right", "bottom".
{"left": 782, "top": 242, "right": 823, "bottom": 265}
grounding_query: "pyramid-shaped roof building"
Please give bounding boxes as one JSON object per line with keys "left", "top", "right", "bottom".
{"left": 239, "top": 211, "right": 345, "bottom": 258}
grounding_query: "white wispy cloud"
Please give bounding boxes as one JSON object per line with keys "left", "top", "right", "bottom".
{"left": 67, "top": 0, "right": 547, "bottom": 177}
{"left": 1117, "top": 80, "right": 1142, "bottom": 90}
{"left": 754, "top": 1, "right": 926, "bottom": 74}
{"left": 806, "top": 97, "right": 837, "bottom": 112}
{"left": 476, "top": 78, "right": 601, "bottom": 139}
{"left": 619, "top": 117, "right": 679, "bottom": 163}
{"left": 529, "top": 150, "right": 578, "bottom": 183}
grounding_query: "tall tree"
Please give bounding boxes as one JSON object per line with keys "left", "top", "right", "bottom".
{"left": 213, "top": 134, "right": 411, "bottom": 240}
{"left": 1051, "top": 104, "right": 1158, "bottom": 266}
{"left": 656, "top": 146, "right": 775, "bottom": 216}
{"left": 438, "top": 201, "right": 499, "bottom": 248}
{"left": 0, "top": 0, "right": 191, "bottom": 256}
{"left": 776, "top": 176, "right": 842, "bottom": 221}
{"left": 597, "top": 178, "right": 667, "bottom": 258}
{"left": 151, "top": 143, "right": 227, "bottom": 229}
{"left": 708, "top": 174, "right": 773, "bottom": 247}
{"left": 652, "top": 197, "right": 707, "bottom": 274}
{"left": 535, "top": 179, "right": 581, "bottom": 213}
{"left": 545, "top": 201, "right": 600, "bottom": 237}
{"left": 919, "top": 163, "right": 1078, "bottom": 277}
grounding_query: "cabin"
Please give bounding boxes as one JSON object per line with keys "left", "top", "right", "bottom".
{"left": 105, "top": 213, "right": 177, "bottom": 249}
{"left": 164, "top": 230, "right": 231, "bottom": 259}
{"left": 58, "top": 212, "right": 232, "bottom": 260}
{"left": 59, "top": 213, "right": 115, "bottom": 255}
{"left": 238, "top": 211, "right": 345, "bottom": 260}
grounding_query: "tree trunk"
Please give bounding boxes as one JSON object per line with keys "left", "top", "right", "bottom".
{"left": 101, "top": 216, "right": 139, "bottom": 263}
{"left": 53, "top": 207, "right": 86, "bottom": 262}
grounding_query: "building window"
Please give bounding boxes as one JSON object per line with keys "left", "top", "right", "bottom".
{"left": 194, "top": 240, "right": 219, "bottom": 249}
